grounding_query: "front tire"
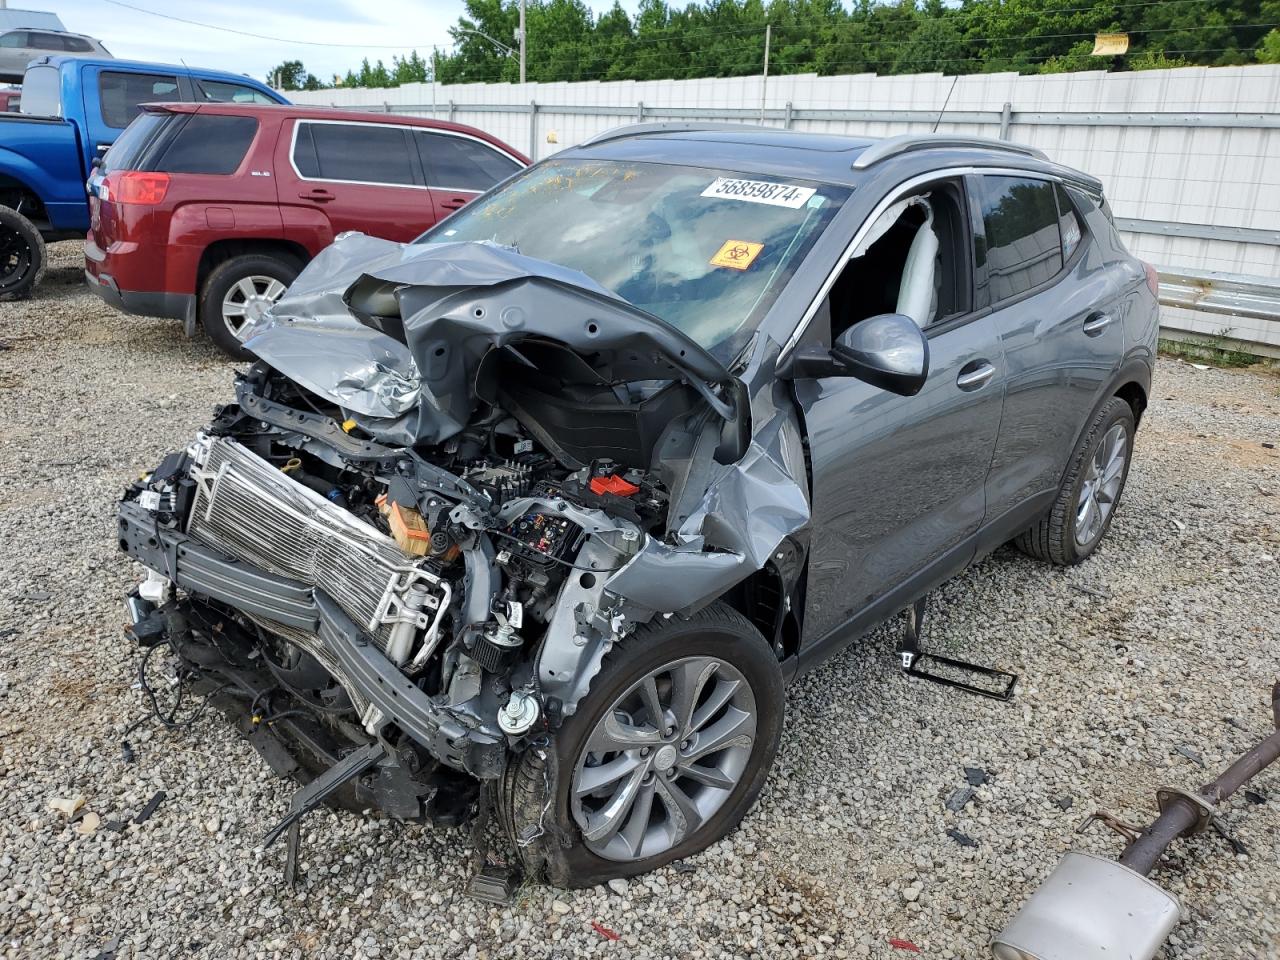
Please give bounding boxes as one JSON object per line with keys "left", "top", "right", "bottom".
{"left": 506, "top": 602, "right": 784, "bottom": 887}
{"left": 199, "top": 253, "right": 300, "bottom": 359}
{"left": 1016, "top": 396, "right": 1135, "bottom": 565}
{"left": 0, "top": 206, "right": 46, "bottom": 302}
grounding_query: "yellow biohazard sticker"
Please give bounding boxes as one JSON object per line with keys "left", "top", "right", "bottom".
{"left": 710, "top": 240, "right": 764, "bottom": 271}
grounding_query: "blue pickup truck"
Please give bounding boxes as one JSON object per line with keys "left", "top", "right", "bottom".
{"left": 0, "top": 56, "right": 286, "bottom": 299}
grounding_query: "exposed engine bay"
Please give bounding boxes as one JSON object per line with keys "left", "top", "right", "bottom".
{"left": 117, "top": 235, "right": 812, "bottom": 885}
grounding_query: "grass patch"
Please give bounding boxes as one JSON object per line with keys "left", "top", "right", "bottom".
{"left": 1158, "top": 329, "right": 1260, "bottom": 369}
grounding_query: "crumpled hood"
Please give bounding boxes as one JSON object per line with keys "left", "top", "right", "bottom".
{"left": 243, "top": 234, "right": 734, "bottom": 446}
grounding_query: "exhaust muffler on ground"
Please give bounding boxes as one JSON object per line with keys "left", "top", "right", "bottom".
{"left": 992, "top": 682, "right": 1280, "bottom": 960}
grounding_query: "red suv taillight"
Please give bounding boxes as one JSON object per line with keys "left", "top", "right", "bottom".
{"left": 1143, "top": 261, "right": 1160, "bottom": 298}
{"left": 110, "top": 171, "right": 170, "bottom": 205}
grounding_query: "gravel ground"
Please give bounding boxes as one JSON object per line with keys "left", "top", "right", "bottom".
{"left": 1, "top": 242, "right": 1278, "bottom": 960}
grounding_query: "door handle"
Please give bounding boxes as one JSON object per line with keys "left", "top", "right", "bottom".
{"left": 299, "top": 187, "right": 335, "bottom": 202}
{"left": 956, "top": 360, "right": 996, "bottom": 390}
{"left": 1083, "top": 311, "right": 1113, "bottom": 336}
{"left": 439, "top": 197, "right": 469, "bottom": 210}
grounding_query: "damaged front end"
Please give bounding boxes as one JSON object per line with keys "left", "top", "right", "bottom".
{"left": 117, "top": 236, "right": 810, "bottom": 882}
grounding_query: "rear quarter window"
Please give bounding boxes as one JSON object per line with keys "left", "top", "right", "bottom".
{"left": 153, "top": 114, "right": 259, "bottom": 175}
{"left": 977, "top": 175, "right": 1063, "bottom": 303}
{"left": 98, "top": 70, "right": 180, "bottom": 129}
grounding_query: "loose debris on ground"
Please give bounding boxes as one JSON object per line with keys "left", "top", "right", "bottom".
{"left": 1, "top": 244, "right": 1278, "bottom": 958}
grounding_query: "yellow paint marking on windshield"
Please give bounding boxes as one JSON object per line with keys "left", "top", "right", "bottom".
{"left": 710, "top": 240, "right": 764, "bottom": 271}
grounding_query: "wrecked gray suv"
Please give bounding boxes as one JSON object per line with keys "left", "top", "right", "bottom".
{"left": 117, "top": 128, "right": 1158, "bottom": 888}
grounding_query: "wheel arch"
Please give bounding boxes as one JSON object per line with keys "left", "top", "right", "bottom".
{"left": 1113, "top": 378, "right": 1148, "bottom": 427}
{"left": 0, "top": 174, "right": 49, "bottom": 229}
{"left": 196, "top": 238, "right": 310, "bottom": 300}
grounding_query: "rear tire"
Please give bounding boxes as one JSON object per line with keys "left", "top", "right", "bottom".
{"left": 199, "top": 253, "right": 301, "bottom": 360}
{"left": 0, "top": 206, "right": 46, "bottom": 302}
{"left": 1016, "top": 396, "right": 1135, "bottom": 565}
{"left": 505, "top": 602, "right": 784, "bottom": 888}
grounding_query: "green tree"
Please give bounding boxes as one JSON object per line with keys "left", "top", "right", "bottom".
{"left": 266, "top": 59, "right": 323, "bottom": 90}
{"left": 1258, "top": 28, "right": 1280, "bottom": 62}
{"left": 338, "top": 0, "right": 1275, "bottom": 88}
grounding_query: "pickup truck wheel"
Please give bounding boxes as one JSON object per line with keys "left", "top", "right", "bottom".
{"left": 199, "top": 253, "right": 301, "bottom": 359}
{"left": 1015, "top": 396, "right": 1135, "bottom": 565}
{"left": 505, "top": 602, "right": 784, "bottom": 888}
{"left": 0, "top": 206, "right": 45, "bottom": 302}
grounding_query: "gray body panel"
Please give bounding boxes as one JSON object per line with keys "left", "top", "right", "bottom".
{"left": 794, "top": 313, "right": 1005, "bottom": 642}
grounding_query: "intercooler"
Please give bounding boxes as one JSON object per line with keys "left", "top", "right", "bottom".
{"left": 184, "top": 436, "right": 448, "bottom": 674}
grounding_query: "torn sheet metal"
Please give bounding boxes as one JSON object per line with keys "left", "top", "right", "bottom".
{"left": 605, "top": 383, "right": 810, "bottom": 617}
{"left": 244, "top": 234, "right": 734, "bottom": 445}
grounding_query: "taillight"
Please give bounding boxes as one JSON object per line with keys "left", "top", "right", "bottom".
{"left": 113, "top": 171, "right": 170, "bottom": 205}
{"left": 1143, "top": 260, "right": 1160, "bottom": 298}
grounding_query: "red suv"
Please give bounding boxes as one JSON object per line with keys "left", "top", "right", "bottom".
{"left": 84, "top": 103, "right": 527, "bottom": 356}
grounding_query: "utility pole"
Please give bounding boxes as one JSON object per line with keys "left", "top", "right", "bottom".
{"left": 760, "top": 22, "right": 771, "bottom": 125}
{"left": 431, "top": 46, "right": 438, "bottom": 117}
{"left": 518, "top": 0, "right": 527, "bottom": 84}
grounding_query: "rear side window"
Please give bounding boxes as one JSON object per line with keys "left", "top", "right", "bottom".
{"left": 416, "top": 131, "right": 520, "bottom": 191}
{"left": 98, "top": 70, "right": 180, "bottom": 129}
{"left": 294, "top": 122, "right": 417, "bottom": 186}
{"left": 153, "top": 114, "right": 258, "bottom": 174}
{"left": 976, "top": 176, "right": 1062, "bottom": 303}
{"left": 30, "top": 32, "right": 70, "bottom": 51}
{"left": 63, "top": 36, "right": 94, "bottom": 53}
{"left": 18, "top": 64, "right": 60, "bottom": 117}
{"left": 197, "top": 79, "right": 275, "bottom": 104}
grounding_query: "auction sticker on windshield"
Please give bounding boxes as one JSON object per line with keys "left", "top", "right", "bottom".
{"left": 702, "top": 178, "right": 817, "bottom": 208}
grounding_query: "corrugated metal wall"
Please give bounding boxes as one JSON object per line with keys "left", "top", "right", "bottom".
{"left": 291, "top": 65, "right": 1280, "bottom": 351}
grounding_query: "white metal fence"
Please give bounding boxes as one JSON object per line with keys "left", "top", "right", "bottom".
{"left": 290, "top": 65, "right": 1280, "bottom": 356}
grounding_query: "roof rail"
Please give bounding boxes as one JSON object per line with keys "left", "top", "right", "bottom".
{"left": 579, "top": 121, "right": 768, "bottom": 148}
{"left": 851, "top": 134, "right": 1047, "bottom": 170}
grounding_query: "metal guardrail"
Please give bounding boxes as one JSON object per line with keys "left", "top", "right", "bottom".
{"left": 1158, "top": 269, "right": 1280, "bottom": 324}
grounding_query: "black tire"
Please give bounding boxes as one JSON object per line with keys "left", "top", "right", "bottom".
{"left": 505, "top": 602, "right": 784, "bottom": 888}
{"left": 199, "top": 253, "right": 301, "bottom": 360}
{"left": 0, "top": 205, "right": 46, "bottom": 302}
{"left": 1016, "top": 396, "right": 1136, "bottom": 565}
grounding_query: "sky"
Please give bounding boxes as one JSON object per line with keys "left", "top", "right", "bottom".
{"left": 31, "top": 0, "right": 639, "bottom": 86}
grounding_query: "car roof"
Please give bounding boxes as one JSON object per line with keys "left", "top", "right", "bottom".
{"left": 37, "top": 55, "right": 259, "bottom": 84}
{"left": 562, "top": 124, "right": 1101, "bottom": 192}
{"left": 139, "top": 102, "right": 531, "bottom": 160}
{"left": 2, "top": 27, "right": 96, "bottom": 39}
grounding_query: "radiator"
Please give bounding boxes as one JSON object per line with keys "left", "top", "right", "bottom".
{"left": 185, "top": 437, "right": 446, "bottom": 661}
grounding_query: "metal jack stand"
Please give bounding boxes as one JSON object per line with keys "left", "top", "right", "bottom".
{"left": 262, "top": 742, "right": 386, "bottom": 889}
{"left": 896, "top": 596, "right": 1018, "bottom": 701}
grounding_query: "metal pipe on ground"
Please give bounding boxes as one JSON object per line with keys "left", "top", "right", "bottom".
{"left": 992, "top": 682, "right": 1280, "bottom": 960}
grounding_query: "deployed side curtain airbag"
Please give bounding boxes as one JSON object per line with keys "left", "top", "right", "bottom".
{"left": 896, "top": 204, "right": 938, "bottom": 327}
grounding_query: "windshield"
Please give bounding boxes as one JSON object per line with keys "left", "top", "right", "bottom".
{"left": 415, "top": 159, "right": 848, "bottom": 360}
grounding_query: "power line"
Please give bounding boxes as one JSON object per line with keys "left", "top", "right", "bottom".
{"left": 95, "top": 0, "right": 436, "bottom": 49}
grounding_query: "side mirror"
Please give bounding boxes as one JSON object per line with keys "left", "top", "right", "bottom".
{"left": 829, "top": 313, "right": 929, "bottom": 397}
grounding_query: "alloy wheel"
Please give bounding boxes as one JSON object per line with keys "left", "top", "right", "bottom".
{"left": 570, "top": 656, "right": 757, "bottom": 863}
{"left": 221, "top": 275, "right": 287, "bottom": 342}
{"left": 1074, "top": 422, "right": 1128, "bottom": 547}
